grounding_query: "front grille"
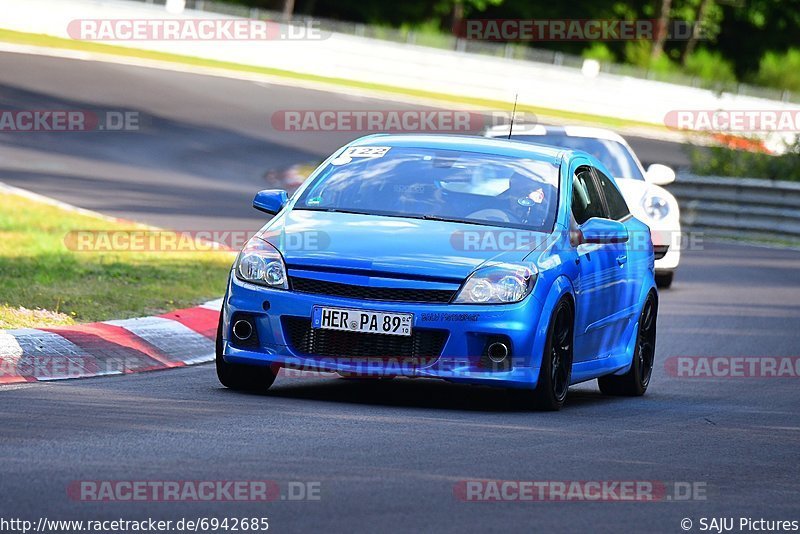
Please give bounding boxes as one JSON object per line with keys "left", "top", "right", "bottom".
{"left": 289, "top": 276, "right": 456, "bottom": 303}
{"left": 282, "top": 317, "right": 448, "bottom": 363}
{"left": 653, "top": 245, "right": 669, "bottom": 260}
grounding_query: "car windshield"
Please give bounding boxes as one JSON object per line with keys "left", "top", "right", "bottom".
{"left": 294, "top": 146, "right": 560, "bottom": 231}
{"left": 513, "top": 134, "right": 645, "bottom": 180}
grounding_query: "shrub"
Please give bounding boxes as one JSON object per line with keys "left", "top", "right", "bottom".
{"left": 582, "top": 43, "right": 616, "bottom": 63}
{"left": 683, "top": 48, "right": 737, "bottom": 84}
{"left": 688, "top": 140, "right": 800, "bottom": 181}
{"left": 754, "top": 49, "right": 800, "bottom": 93}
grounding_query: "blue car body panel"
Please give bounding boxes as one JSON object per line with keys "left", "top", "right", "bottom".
{"left": 221, "top": 134, "right": 657, "bottom": 389}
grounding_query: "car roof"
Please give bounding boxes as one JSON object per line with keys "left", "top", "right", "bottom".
{"left": 485, "top": 124, "right": 629, "bottom": 145}
{"left": 349, "top": 133, "right": 567, "bottom": 165}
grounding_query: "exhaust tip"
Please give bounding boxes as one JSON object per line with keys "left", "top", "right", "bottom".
{"left": 232, "top": 319, "right": 254, "bottom": 341}
{"left": 487, "top": 342, "right": 509, "bottom": 363}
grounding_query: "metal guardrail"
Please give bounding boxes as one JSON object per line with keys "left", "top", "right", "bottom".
{"left": 668, "top": 174, "right": 800, "bottom": 242}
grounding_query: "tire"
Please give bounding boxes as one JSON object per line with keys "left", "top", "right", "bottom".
{"left": 655, "top": 271, "right": 674, "bottom": 288}
{"left": 512, "top": 298, "right": 574, "bottom": 411}
{"left": 216, "top": 312, "right": 276, "bottom": 391}
{"left": 598, "top": 293, "right": 657, "bottom": 397}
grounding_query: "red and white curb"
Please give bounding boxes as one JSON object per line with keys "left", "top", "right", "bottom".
{"left": 0, "top": 299, "right": 222, "bottom": 384}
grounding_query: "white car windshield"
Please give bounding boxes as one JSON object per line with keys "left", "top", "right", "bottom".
{"left": 513, "top": 134, "right": 645, "bottom": 180}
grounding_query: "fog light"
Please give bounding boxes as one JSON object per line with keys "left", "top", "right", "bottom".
{"left": 487, "top": 342, "right": 509, "bottom": 363}
{"left": 480, "top": 337, "right": 513, "bottom": 371}
{"left": 232, "top": 320, "right": 253, "bottom": 341}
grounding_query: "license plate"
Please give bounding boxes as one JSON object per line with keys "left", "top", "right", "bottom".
{"left": 312, "top": 306, "right": 413, "bottom": 336}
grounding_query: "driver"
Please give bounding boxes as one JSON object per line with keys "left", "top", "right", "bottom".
{"left": 478, "top": 172, "right": 550, "bottom": 226}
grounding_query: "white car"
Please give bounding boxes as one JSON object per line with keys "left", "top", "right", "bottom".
{"left": 485, "top": 124, "right": 680, "bottom": 288}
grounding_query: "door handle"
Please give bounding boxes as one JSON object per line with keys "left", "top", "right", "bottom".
{"left": 616, "top": 254, "right": 627, "bottom": 265}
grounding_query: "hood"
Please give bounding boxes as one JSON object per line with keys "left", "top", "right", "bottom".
{"left": 258, "top": 210, "right": 549, "bottom": 282}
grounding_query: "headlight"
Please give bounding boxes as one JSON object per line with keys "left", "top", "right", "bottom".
{"left": 235, "top": 237, "right": 288, "bottom": 289}
{"left": 642, "top": 195, "right": 670, "bottom": 220}
{"left": 454, "top": 263, "right": 537, "bottom": 304}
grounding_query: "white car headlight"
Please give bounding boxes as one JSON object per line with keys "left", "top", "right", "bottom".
{"left": 642, "top": 194, "right": 670, "bottom": 220}
{"left": 454, "top": 263, "right": 537, "bottom": 304}
{"left": 235, "top": 237, "right": 288, "bottom": 289}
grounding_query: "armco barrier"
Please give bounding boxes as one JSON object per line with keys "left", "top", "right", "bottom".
{"left": 668, "top": 175, "right": 800, "bottom": 242}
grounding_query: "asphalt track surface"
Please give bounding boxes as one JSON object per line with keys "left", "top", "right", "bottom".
{"left": 1, "top": 51, "right": 799, "bottom": 533}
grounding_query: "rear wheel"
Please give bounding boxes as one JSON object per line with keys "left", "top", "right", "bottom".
{"left": 216, "top": 312, "right": 276, "bottom": 391}
{"left": 655, "top": 271, "right": 674, "bottom": 288}
{"left": 598, "top": 293, "right": 657, "bottom": 396}
{"left": 512, "top": 298, "right": 574, "bottom": 411}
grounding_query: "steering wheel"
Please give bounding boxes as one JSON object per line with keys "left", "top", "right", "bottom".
{"left": 465, "top": 208, "right": 516, "bottom": 223}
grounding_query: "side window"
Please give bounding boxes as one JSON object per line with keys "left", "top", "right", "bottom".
{"left": 571, "top": 166, "right": 606, "bottom": 225}
{"left": 594, "top": 168, "right": 630, "bottom": 220}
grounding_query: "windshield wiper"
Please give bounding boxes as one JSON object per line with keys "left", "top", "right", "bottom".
{"left": 295, "top": 207, "right": 373, "bottom": 216}
{"left": 417, "top": 214, "right": 493, "bottom": 227}
{"left": 420, "top": 214, "right": 462, "bottom": 223}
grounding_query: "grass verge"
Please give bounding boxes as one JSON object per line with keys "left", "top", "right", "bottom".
{"left": 0, "top": 28, "right": 663, "bottom": 131}
{"left": 0, "top": 191, "right": 234, "bottom": 329}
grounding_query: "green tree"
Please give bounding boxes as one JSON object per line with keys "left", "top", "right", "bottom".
{"left": 754, "top": 49, "right": 800, "bottom": 93}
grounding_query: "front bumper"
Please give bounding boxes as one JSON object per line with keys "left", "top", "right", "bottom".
{"left": 649, "top": 227, "right": 681, "bottom": 272}
{"left": 222, "top": 275, "right": 546, "bottom": 389}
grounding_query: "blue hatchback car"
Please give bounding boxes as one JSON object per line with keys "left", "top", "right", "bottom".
{"left": 217, "top": 134, "right": 658, "bottom": 410}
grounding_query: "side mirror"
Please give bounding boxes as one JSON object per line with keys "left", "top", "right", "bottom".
{"left": 580, "top": 218, "right": 629, "bottom": 244}
{"left": 253, "top": 189, "right": 288, "bottom": 215}
{"left": 645, "top": 163, "right": 676, "bottom": 186}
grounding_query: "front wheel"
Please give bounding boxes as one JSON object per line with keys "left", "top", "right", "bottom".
{"left": 598, "top": 293, "right": 657, "bottom": 396}
{"left": 511, "top": 298, "right": 574, "bottom": 411}
{"left": 216, "top": 312, "right": 276, "bottom": 391}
